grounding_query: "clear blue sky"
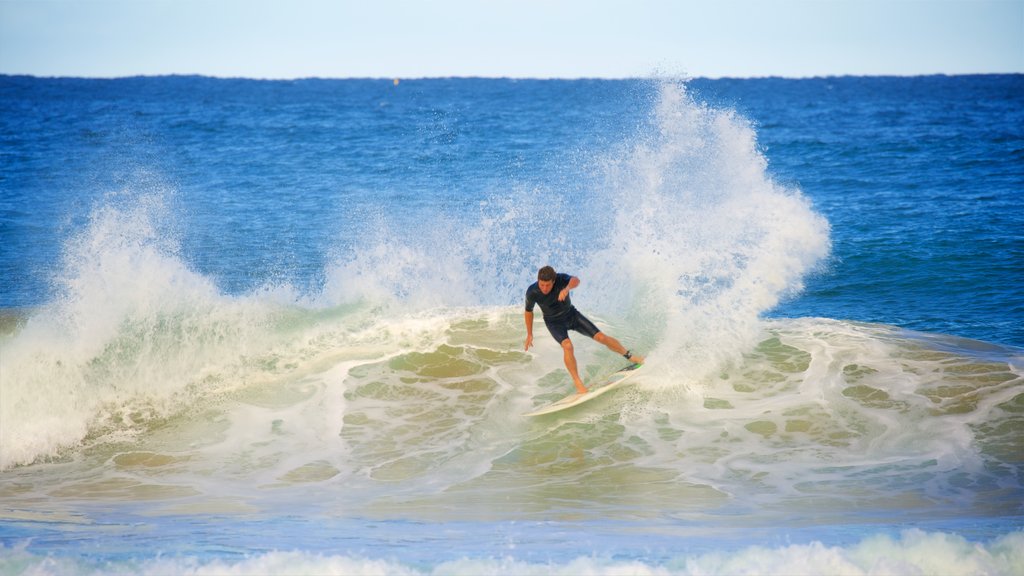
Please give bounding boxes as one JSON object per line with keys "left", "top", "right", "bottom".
{"left": 1, "top": 0, "right": 1021, "bottom": 78}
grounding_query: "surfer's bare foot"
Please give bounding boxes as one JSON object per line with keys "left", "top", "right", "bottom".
{"left": 574, "top": 382, "right": 588, "bottom": 394}
{"left": 628, "top": 353, "right": 645, "bottom": 364}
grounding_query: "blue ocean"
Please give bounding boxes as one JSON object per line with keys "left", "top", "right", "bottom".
{"left": 1, "top": 74, "right": 1022, "bottom": 574}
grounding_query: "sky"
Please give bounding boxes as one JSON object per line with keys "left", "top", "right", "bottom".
{"left": 1, "top": 0, "right": 1021, "bottom": 79}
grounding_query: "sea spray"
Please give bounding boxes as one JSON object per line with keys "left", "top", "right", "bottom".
{"left": 319, "top": 81, "right": 830, "bottom": 385}
{"left": 1, "top": 75, "right": 1021, "bottom": 574}
{"left": 0, "top": 191, "right": 282, "bottom": 469}
{"left": 586, "top": 81, "right": 831, "bottom": 379}
{"left": 318, "top": 183, "right": 575, "bottom": 312}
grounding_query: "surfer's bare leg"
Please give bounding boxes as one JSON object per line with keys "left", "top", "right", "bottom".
{"left": 594, "top": 332, "right": 645, "bottom": 364}
{"left": 561, "top": 338, "right": 588, "bottom": 394}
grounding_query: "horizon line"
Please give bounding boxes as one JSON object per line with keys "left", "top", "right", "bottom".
{"left": 3, "top": 71, "right": 1022, "bottom": 82}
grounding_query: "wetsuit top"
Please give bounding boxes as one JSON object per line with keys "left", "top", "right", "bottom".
{"left": 525, "top": 273, "right": 575, "bottom": 320}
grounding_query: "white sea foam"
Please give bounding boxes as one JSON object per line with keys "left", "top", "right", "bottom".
{"left": 0, "top": 192, "right": 288, "bottom": 469}
{"left": 2, "top": 83, "right": 1015, "bottom": 533}
{"left": 4, "top": 530, "right": 1022, "bottom": 576}
{"left": 585, "top": 81, "right": 830, "bottom": 381}
{"left": 4, "top": 75, "right": 1020, "bottom": 576}
{"left": 318, "top": 80, "right": 830, "bottom": 386}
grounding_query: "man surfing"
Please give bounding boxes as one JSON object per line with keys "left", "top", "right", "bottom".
{"left": 524, "top": 266, "right": 644, "bottom": 394}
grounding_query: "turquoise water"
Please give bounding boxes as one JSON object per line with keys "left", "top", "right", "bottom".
{"left": 1, "top": 75, "right": 1022, "bottom": 574}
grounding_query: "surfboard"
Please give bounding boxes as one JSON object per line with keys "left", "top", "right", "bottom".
{"left": 524, "top": 363, "right": 642, "bottom": 417}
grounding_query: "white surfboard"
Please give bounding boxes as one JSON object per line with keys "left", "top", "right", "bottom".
{"left": 524, "top": 363, "right": 642, "bottom": 417}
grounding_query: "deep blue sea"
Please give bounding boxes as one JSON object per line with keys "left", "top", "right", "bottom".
{"left": 1, "top": 74, "right": 1022, "bottom": 574}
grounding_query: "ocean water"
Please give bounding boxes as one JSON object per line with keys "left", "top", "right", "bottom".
{"left": 1, "top": 74, "right": 1022, "bottom": 574}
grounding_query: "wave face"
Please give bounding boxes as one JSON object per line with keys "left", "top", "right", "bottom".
{"left": 1, "top": 75, "right": 1021, "bottom": 572}
{"left": 1, "top": 82, "right": 832, "bottom": 470}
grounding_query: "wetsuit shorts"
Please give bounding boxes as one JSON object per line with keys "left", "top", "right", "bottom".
{"left": 545, "top": 308, "right": 601, "bottom": 344}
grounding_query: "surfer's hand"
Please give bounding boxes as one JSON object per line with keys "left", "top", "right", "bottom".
{"left": 524, "top": 335, "right": 533, "bottom": 350}
{"left": 558, "top": 288, "right": 569, "bottom": 301}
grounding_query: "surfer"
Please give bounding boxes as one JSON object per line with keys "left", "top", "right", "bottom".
{"left": 524, "top": 266, "right": 644, "bottom": 394}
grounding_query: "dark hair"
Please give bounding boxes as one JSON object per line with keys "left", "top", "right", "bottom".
{"left": 537, "top": 266, "right": 556, "bottom": 281}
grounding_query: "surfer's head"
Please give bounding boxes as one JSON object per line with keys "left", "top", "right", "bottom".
{"left": 537, "top": 266, "right": 556, "bottom": 294}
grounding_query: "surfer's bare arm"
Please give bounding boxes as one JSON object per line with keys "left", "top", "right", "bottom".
{"left": 524, "top": 310, "right": 534, "bottom": 350}
{"left": 559, "top": 276, "right": 579, "bottom": 302}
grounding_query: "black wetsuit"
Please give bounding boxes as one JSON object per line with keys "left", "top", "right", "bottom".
{"left": 524, "top": 273, "right": 601, "bottom": 343}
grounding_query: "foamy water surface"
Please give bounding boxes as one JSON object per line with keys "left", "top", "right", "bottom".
{"left": 1, "top": 75, "right": 1021, "bottom": 574}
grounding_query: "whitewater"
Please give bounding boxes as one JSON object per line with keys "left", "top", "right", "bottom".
{"left": 1, "top": 75, "right": 1021, "bottom": 574}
